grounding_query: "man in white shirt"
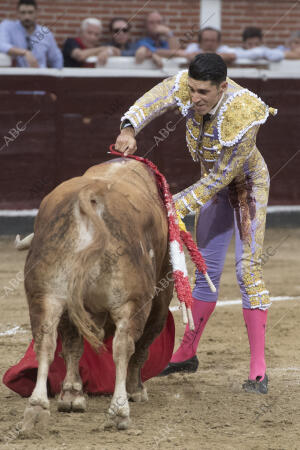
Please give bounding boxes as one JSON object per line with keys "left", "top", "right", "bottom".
{"left": 232, "top": 27, "right": 284, "bottom": 62}
{"left": 0, "top": 0, "right": 62, "bottom": 68}
{"left": 278, "top": 30, "right": 300, "bottom": 60}
{"left": 183, "top": 27, "right": 236, "bottom": 64}
{"left": 183, "top": 26, "right": 285, "bottom": 64}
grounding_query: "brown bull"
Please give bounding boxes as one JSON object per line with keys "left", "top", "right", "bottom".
{"left": 22, "top": 158, "right": 173, "bottom": 431}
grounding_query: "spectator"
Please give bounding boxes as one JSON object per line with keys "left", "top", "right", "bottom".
{"left": 233, "top": 27, "right": 284, "bottom": 62}
{"left": 100, "top": 17, "right": 138, "bottom": 60}
{"left": 183, "top": 27, "right": 236, "bottom": 64}
{"left": 278, "top": 31, "right": 300, "bottom": 60}
{"left": 135, "top": 11, "right": 179, "bottom": 68}
{"left": 0, "top": 0, "right": 62, "bottom": 68}
{"left": 287, "top": 31, "right": 300, "bottom": 52}
{"left": 63, "top": 18, "right": 113, "bottom": 67}
{"left": 242, "top": 26, "right": 263, "bottom": 49}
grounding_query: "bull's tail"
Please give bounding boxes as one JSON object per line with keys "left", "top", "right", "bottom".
{"left": 66, "top": 182, "right": 108, "bottom": 351}
{"left": 15, "top": 233, "right": 34, "bottom": 250}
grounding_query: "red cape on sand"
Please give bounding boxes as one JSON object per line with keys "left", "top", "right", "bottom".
{"left": 3, "top": 311, "right": 175, "bottom": 397}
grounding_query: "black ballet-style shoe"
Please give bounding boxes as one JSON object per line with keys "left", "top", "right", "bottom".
{"left": 157, "top": 355, "right": 199, "bottom": 376}
{"left": 242, "top": 374, "right": 268, "bottom": 394}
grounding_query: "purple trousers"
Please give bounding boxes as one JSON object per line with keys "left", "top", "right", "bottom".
{"left": 192, "top": 187, "right": 270, "bottom": 310}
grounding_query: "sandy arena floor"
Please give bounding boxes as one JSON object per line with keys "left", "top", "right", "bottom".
{"left": 0, "top": 228, "right": 300, "bottom": 450}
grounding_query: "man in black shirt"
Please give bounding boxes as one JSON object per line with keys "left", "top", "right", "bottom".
{"left": 63, "top": 17, "right": 118, "bottom": 67}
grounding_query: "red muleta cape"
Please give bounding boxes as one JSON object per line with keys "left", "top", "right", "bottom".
{"left": 3, "top": 311, "right": 174, "bottom": 397}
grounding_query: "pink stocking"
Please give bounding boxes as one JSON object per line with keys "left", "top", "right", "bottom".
{"left": 243, "top": 308, "right": 268, "bottom": 380}
{"left": 171, "top": 299, "right": 216, "bottom": 363}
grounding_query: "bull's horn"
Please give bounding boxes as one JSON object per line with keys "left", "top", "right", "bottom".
{"left": 15, "top": 233, "right": 34, "bottom": 251}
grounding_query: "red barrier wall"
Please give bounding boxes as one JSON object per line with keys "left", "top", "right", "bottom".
{"left": 0, "top": 73, "right": 299, "bottom": 209}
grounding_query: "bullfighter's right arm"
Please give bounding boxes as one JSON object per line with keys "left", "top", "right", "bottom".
{"left": 120, "top": 75, "right": 179, "bottom": 135}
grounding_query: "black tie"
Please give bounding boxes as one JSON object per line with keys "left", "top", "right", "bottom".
{"left": 203, "top": 113, "right": 211, "bottom": 124}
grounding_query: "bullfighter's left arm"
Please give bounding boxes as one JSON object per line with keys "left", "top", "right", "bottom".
{"left": 174, "top": 125, "right": 259, "bottom": 218}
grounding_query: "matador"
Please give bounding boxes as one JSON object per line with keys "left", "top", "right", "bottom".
{"left": 115, "top": 53, "right": 277, "bottom": 394}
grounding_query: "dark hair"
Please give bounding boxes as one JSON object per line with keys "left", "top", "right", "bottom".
{"left": 198, "top": 27, "right": 221, "bottom": 43}
{"left": 109, "top": 17, "right": 130, "bottom": 33}
{"left": 188, "top": 53, "right": 227, "bottom": 85}
{"left": 242, "top": 27, "right": 262, "bottom": 42}
{"left": 18, "top": 0, "right": 37, "bottom": 8}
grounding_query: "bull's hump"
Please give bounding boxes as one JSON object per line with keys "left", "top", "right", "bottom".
{"left": 100, "top": 159, "right": 129, "bottom": 177}
{"left": 85, "top": 158, "right": 134, "bottom": 178}
{"left": 85, "top": 159, "right": 152, "bottom": 186}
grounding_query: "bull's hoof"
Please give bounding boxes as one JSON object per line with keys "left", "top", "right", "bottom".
{"left": 108, "top": 404, "right": 129, "bottom": 418}
{"left": 116, "top": 416, "right": 131, "bottom": 430}
{"left": 29, "top": 395, "right": 49, "bottom": 410}
{"left": 242, "top": 374, "right": 268, "bottom": 394}
{"left": 107, "top": 398, "right": 131, "bottom": 430}
{"left": 106, "top": 412, "right": 131, "bottom": 430}
{"left": 128, "top": 387, "right": 148, "bottom": 403}
{"left": 58, "top": 389, "right": 86, "bottom": 412}
{"left": 104, "top": 416, "right": 131, "bottom": 431}
{"left": 72, "top": 395, "right": 87, "bottom": 412}
{"left": 21, "top": 404, "right": 50, "bottom": 433}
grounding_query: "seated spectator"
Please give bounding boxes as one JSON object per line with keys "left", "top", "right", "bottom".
{"left": 183, "top": 27, "right": 236, "bottom": 64}
{"left": 63, "top": 18, "right": 114, "bottom": 67}
{"left": 287, "top": 31, "right": 300, "bottom": 52}
{"left": 0, "top": 0, "right": 62, "bottom": 68}
{"left": 278, "top": 31, "right": 300, "bottom": 59}
{"left": 233, "top": 27, "right": 284, "bottom": 62}
{"left": 99, "top": 17, "right": 138, "bottom": 61}
{"left": 135, "top": 11, "right": 179, "bottom": 68}
{"left": 242, "top": 26, "right": 263, "bottom": 49}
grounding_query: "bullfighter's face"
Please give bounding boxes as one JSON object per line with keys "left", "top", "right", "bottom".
{"left": 188, "top": 77, "right": 227, "bottom": 116}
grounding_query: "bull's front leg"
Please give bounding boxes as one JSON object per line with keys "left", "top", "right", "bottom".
{"left": 107, "top": 304, "right": 140, "bottom": 430}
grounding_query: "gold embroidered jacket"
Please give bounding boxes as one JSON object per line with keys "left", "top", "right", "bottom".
{"left": 120, "top": 70, "right": 277, "bottom": 218}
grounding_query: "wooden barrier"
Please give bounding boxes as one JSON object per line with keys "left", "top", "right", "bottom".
{"left": 0, "top": 67, "right": 299, "bottom": 209}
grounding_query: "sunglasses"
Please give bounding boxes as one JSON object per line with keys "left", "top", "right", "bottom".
{"left": 113, "top": 27, "right": 129, "bottom": 33}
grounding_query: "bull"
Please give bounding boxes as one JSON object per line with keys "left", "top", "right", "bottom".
{"left": 21, "top": 158, "right": 173, "bottom": 431}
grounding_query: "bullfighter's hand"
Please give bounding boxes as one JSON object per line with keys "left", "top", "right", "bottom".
{"left": 115, "top": 127, "right": 137, "bottom": 156}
